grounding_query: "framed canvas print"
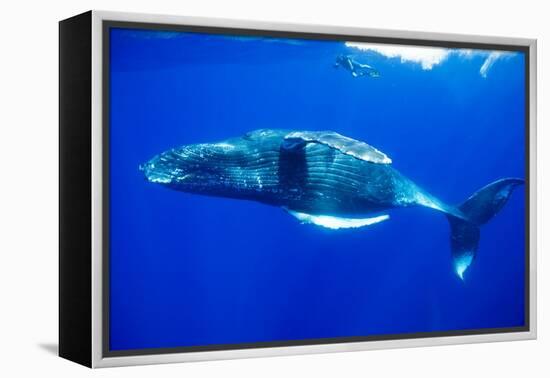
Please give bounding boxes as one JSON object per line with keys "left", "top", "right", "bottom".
{"left": 59, "top": 10, "right": 537, "bottom": 368}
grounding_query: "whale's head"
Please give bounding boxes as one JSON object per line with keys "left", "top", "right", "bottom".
{"left": 140, "top": 129, "right": 287, "bottom": 193}
{"left": 140, "top": 140, "right": 242, "bottom": 190}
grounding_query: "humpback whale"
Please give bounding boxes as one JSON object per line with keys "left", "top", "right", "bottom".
{"left": 334, "top": 54, "right": 380, "bottom": 78}
{"left": 140, "top": 129, "right": 523, "bottom": 280}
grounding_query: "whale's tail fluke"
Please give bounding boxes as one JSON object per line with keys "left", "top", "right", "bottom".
{"left": 447, "top": 178, "right": 524, "bottom": 280}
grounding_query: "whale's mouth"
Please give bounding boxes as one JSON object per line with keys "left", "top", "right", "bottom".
{"left": 140, "top": 159, "right": 176, "bottom": 184}
{"left": 140, "top": 150, "right": 191, "bottom": 185}
{"left": 140, "top": 142, "right": 239, "bottom": 187}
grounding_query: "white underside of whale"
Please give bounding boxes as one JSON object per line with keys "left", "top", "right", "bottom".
{"left": 287, "top": 210, "right": 390, "bottom": 230}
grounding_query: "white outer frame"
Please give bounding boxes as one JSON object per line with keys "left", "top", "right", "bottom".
{"left": 90, "top": 10, "right": 537, "bottom": 368}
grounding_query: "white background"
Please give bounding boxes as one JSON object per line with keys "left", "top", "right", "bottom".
{"left": 0, "top": 0, "right": 546, "bottom": 376}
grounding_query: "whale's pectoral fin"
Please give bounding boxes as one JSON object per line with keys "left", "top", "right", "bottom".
{"left": 286, "top": 209, "right": 390, "bottom": 230}
{"left": 283, "top": 131, "right": 391, "bottom": 164}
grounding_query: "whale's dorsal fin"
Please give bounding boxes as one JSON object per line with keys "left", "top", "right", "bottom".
{"left": 283, "top": 131, "right": 392, "bottom": 164}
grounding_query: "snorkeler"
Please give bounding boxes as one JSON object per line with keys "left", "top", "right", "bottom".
{"left": 334, "top": 54, "right": 380, "bottom": 78}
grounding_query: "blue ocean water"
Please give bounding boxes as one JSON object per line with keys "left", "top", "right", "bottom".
{"left": 109, "top": 28, "right": 526, "bottom": 351}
